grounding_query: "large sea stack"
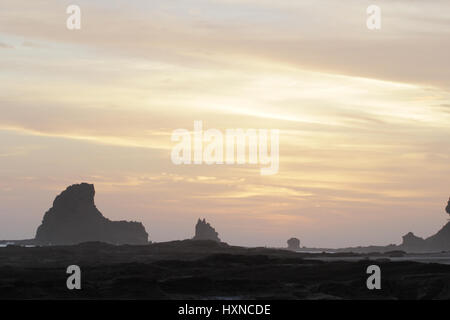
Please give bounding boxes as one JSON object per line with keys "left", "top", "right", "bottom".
{"left": 35, "top": 183, "right": 148, "bottom": 245}
{"left": 193, "top": 218, "right": 221, "bottom": 242}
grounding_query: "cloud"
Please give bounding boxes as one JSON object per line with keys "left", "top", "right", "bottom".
{"left": 21, "top": 41, "right": 41, "bottom": 48}
{"left": 0, "top": 0, "right": 449, "bottom": 88}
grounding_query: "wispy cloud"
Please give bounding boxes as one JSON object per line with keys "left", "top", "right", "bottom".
{"left": 0, "top": 42, "right": 13, "bottom": 48}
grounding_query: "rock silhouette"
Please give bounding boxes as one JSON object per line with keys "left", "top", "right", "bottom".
{"left": 35, "top": 183, "right": 148, "bottom": 245}
{"left": 193, "top": 218, "right": 220, "bottom": 242}
{"left": 399, "top": 197, "right": 450, "bottom": 251}
{"left": 401, "top": 232, "right": 425, "bottom": 248}
{"left": 3, "top": 241, "right": 450, "bottom": 299}
{"left": 287, "top": 237, "right": 300, "bottom": 250}
{"left": 424, "top": 222, "right": 450, "bottom": 250}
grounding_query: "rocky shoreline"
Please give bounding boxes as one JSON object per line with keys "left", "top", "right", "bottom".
{"left": 1, "top": 240, "right": 450, "bottom": 299}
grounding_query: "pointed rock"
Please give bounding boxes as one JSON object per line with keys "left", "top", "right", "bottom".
{"left": 193, "top": 218, "right": 220, "bottom": 242}
{"left": 401, "top": 232, "right": 426, "bottom": 249}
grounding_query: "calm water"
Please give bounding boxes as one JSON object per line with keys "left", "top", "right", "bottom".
{"left": 306, "top": 255, "right": 450, "bottom": 265}
{"left": 0, "top": 243, "right": 35, "bottom": 248}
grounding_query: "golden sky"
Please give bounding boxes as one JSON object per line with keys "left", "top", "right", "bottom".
{"left": 0, "top": 0, "right": 449, "bottom": 247}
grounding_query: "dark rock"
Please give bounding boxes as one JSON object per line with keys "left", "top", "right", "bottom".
{"left": 398, "top": 198, "right": 450, "bottom": 252}
{"left": 1, "top": 243, "right": 450, "bottom": 299}
{"left": 385, "top": 250, "right": 406, "bottom": 257}
{"left": 401, "top": 232, "right": 426, "bottom": 249}
{"left": 193, "top": 218, "right": 220, "bottom": 242}
{"left": 287, "top": 237, "right": 300, "bottom": 250}
{"left": 425, "top": 222, "right": 450, "bottom": 250}
{"left": 35, "top": 183, "right": 148, "bottom": 245}
{"left": 399, "top": 223, "right": 450, "bottom": 252}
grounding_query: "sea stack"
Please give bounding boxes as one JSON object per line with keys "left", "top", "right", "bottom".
{"left": 287, "top": 237, "right": 300, "bottom": 250}
{"left": 35, "top": 183, "right": 148, "bottom": 245}
{"left": 193, "top": 218, "right": 220, "bottom": 242}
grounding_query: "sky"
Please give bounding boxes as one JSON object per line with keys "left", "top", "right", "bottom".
{"left": 0, "top": 0, "right": 449, "bottom": 248}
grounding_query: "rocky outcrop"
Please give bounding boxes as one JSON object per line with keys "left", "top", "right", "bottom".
{"left": 193, "top": 218, "right": 220, "bottom": 242}
{"left": 287, "top": 237, "right": 300, "bottom": 250}
{"left": 425, "top": 222, "right": 450, "bottom": 250}
{"left": 400, "top": 224, "right": 450, "bottom": 252}
{"left": 401, "top": 232, "right": 426, "bottom": 249}
{"left": 400, "top": 222, "right": 450, "bottom": 252}
{"left": 35, "top": 183, "right": 148, "bottom": 245}
{"left": 398, "top": 197, "right": 450, "bottom": 252}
